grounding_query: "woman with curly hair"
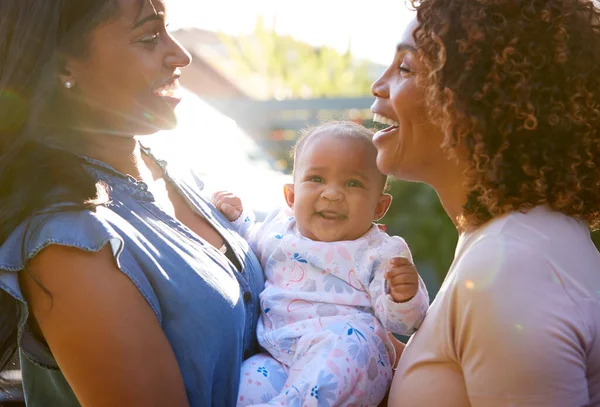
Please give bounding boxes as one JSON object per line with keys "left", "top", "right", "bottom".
{"left": 371, "top": 0, "right": 600, "bottom": 405}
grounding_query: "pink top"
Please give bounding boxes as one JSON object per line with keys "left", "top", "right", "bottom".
{"left": 389, "top": 205, "right": 600, "bottom": 406}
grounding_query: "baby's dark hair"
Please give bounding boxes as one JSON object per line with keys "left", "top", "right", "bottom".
{"left": 291, "top": 121, "right": 389, "bottom": 192}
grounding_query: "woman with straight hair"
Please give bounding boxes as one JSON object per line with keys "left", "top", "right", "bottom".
{"left": 0, "top": 1, "right": 264, "bottom": 406}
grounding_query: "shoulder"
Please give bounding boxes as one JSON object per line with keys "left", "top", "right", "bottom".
{"left": 452, "top": 231, "right": 553, "bottom": 310}
{"left": 449, "top": 226, "right": 590, "bottom": 356}
{"left": 0, "top": 206, "right": 123, "bottom": 273}
{"left": 454, "top": 206, "right": 592, "bottom": 294}
{"left": 444, "top": 223, "right": 592, "bottom": 404}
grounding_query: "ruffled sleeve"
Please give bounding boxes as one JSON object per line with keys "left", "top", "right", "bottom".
{"left": 0, "top": 206, "right": 128, "bottom": 368}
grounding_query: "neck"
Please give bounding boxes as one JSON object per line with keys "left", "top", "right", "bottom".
{"left": 44, "top": 99, "right": 153, "bottom": 179}
{"left": 428, "top": 161, "right": 469, "bottom": 232}
{"left": 433, "top": 180, "right": 467, "bottom": 230}
{"left": 69, "top": 132, "right": 147, "bottom": 179}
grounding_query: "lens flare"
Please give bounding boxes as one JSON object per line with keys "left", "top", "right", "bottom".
{"left": 0, "top": 89, "right": 28, "bottom": 132}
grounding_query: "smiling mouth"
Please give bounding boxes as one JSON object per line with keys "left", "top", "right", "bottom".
{"left": 373, "top": 113, "right": 399, "bottom": 129}
{"left": 153, "top": 79, "right": 181, "bottom": 98}
{"left": 316, "top": 211, "right": 346, "bottom": 220}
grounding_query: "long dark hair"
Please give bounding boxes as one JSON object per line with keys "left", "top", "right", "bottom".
{"left": 0, "top": 0, "right": 117, "bottom": 371}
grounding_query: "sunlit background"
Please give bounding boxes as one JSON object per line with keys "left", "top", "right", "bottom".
{"left": 146, "top": 0, "right": 455, "bottom": 298}
{"left": 157, "top": 0, "right": 416, "bottom": 212}
{"left": 167, "top": 0, "right": 414, "bottom": 65}
{"left": 148, "top": 0, "right": 600, "bottom": 305}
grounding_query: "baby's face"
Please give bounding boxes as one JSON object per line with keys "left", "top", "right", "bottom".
{"left": 285, "top": 133, "right": 390, "bottom": 242}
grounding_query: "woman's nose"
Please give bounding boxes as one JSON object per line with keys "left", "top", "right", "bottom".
{"left": 165, "top": 35, "right": 192, "bottom": 69}
{"left": 371, "top": 70, "right": 390, "bottom": 98}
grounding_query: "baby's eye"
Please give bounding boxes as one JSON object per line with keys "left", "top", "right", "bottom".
{"left": 307, "top": 176, "right": 324, "bottom": 183}
{"left": 346, "top": 179, "right": 364, "bottom": 188}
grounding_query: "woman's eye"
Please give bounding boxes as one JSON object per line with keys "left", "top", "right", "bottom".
{"left": 139, "top": 33, "right": 160, "bottom": 46}
{"left": 399, "top": 64, "right": 412, "bottom": 76}
{"left": 346, "top": 180, "right": 364, "bottom": 188}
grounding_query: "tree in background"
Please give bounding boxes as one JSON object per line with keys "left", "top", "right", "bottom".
{"left": 219, "top": 17, "right": 600, "bottom": 292}
{"left": 220, "top": 18, "right": 458, "bottom": 287}
{"left": 220, "top": 17, "right": 374, "bottom": 99}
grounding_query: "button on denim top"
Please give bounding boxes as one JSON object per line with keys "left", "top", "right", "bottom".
{"left": 0, "top": 147, "right": 264, "bottom": 406}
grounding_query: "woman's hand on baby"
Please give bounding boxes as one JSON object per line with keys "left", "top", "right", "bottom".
{"left": 211, "top": 191, "right": 243, "bottom": 221}
{"left": 385, "top": 257, "right": 419, "bottom": 303}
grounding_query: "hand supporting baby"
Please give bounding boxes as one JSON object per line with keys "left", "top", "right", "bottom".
{"left": 384, "top": 257, "right": 420, "bottom": 303}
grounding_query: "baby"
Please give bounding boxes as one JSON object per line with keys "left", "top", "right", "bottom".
{"left": 212, "top": 121, "right": 429, "bottom": 407}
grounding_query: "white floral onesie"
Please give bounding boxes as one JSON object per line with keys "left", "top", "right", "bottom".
{"left": 232, "top": 206, "right": 429, "bottom": 407}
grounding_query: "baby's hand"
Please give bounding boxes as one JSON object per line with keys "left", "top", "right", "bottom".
{"left": 211, "top": 191, "right": 243, "bottom": 221}
{"left": 384, "top": 257, "right": 419, "bottom": 303}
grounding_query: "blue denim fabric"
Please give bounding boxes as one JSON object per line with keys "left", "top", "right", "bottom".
{"left": 0, "top": 146, "right": 264, "bottom": 406}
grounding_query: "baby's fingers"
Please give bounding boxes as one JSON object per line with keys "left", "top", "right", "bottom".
{"left": 389, "top": 257, "right": 412, "bottom": 267}
{"left": 220, "top": 203, "right": 242, "bottom": 220}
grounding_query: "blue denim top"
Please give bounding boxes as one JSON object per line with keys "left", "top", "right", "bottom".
{"left": 0, "top": 146, "right": 264, "bottom": 406}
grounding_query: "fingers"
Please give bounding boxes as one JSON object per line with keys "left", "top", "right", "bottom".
{"left": 211, "top": 191, "right": 237, "bottom": 205}
{"left": 384, "top": 266, "right": 416, "bottom": 280}
{"left": 385, "top": 257, "right": 416, "bottom": 279}
{"left": 210, "top": 191, "right": 243, "bottom": 221}
{"left": 386, "top": 274, "right": 419, "bottom": 303}
{"left": 220, "top": 203, "right": 242, "bottom": 221}
{"left": 385, "top": 257, "right": 419, "bottom": 303}
{"left": 386, "top": 272, "right": 418, "bottom": 286}
{"left": 211, "top": 191, "right": 241, "bottom": 209}
{"left": 389, "top": 256, "right": 412, "bottom": 267}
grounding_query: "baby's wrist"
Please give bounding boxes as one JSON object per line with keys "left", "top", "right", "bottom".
{"left": 391, "top": 292, "right": 416, "bottom": 303}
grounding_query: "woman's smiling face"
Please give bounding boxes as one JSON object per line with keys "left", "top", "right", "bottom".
{"left": 370, "top": 17, "right": 448, "bottom": 184}
{"left": 63, "top": 0, "right": 192, "bottom": 135}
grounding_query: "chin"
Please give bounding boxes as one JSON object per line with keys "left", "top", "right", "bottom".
{"left": 311, "top": 231, "right": 341, "bottom": 243}
{"left": 134, "top": 109, "right": 179, "bottom": 135}
{"left": 376, "top": 153, "right": 399, "bottom": 176}
{"left": 154, "top": 113, "right": 179, "bottom": 130}
{"left": 377, "top": 150, "right": 422, "bottom": 181}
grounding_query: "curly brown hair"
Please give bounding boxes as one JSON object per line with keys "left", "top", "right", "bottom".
{"left": 411, "top": 0, "right": 600, "bottom": 229}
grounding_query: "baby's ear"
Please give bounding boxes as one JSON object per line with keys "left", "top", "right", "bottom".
{"left": 374, "top": 193, "right": 392, "bottom": 221}
{"left": 283, "top": 184, "right": 295, "bottom": 209}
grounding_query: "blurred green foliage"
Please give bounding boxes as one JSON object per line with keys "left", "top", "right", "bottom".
{"left": 220, "top": 17, "right": 374, "bottom": 99}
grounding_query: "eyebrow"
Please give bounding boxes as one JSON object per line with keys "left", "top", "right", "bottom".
{"left": 131, "top": 11, "right": 165, "bottom": 29}
{"left": 396, "top": 43, "right": 417, "bottom": 54}
{"left": 304, "top": 167, "right": 371, "bottom": 181}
